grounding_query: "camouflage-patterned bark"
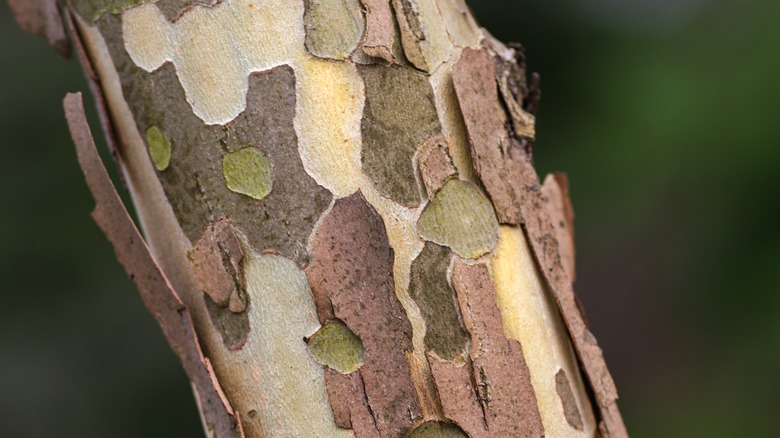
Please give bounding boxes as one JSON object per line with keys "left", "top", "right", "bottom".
{"left": 14, "top": 0, "right": 627, "bottom": 437}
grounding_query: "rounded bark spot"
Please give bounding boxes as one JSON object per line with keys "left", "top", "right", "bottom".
{"left": 306, "top": 320, "right": 365, "bottom": 374}
{"left": 408, "top": 421, "right": 469, "bottom": 437}
{"left": 145, "top": 125, "right": 172, "bottom": 171}
{"left": 417, "top": 179, "right": 499, "bottom": 259}
{"left": 222, "top": 147, "right": 273, "bottom": 200}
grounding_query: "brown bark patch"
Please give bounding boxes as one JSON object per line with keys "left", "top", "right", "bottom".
{"left": 391, "top": 0, "right": 426, "bottom": 70}
{"left": 542, "top": 173, "right": 576, "bottom": 283}
{"left": 7, "top": 0, "right": 70, "bottom": 57}
{"left": 359, "top": 64, "right": 441, "bottom": 207}
{"left": 409, "top": 242, "right": 469, "bottom": 360}
{"left": 63, "top": 93, "right": 243, "bottom": 438}
{"left": 419, "top": 138, "right": 458, "bottom": 198}
{"left": 441, "top": 260, "right": 545, "bottom": 438}
{"left": 453, "top": 47, "right": 627, "bottom": 438}
{"left": 556, "top": 369, "right": 584, "bottom": 431}
{"left": 96, "top": 15, "right": 332, "bottom": 267}
{"left": 324, "top": 370, "right": 381, "bottom": 436}
{"left": 307, "top": 192, "right": 422, "bottom": 437}
{"left": 451, "top": 47, "right": 526, "bottom": 225}
{"left": 359, "top": 0, "right": 402, "bottom": 63}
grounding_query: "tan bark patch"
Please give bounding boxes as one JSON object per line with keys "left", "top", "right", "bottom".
{"left": 359, "top": 0, "right": 402, "bottom": 63}
{"left": 391, "top": 0, "right": 452, "bottom": 72}
{"left": 419, "top": 138, "right": 458, "bottom": 198}
{"left": 7, "top": 0, "right": 70, "bottom": 57}
{"left": 63, "top": 92, "right": 243, "bottom": 438}
{"left": 307, "top": 192, "right": 423, "bottom": 436}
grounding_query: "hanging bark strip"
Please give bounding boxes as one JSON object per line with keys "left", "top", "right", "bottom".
{"left": 6, "top": 0, "right": 630, "bottom": 436}
{"left": 452, "top": 46, "right": 628, "bottom": 437}
{"left": 63, "top": 93, "right": 243, "bottom": 438}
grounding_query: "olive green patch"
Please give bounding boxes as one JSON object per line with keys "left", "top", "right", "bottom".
{"left": 409, "top": 242, "right": 468, "bottom": 359}
{"left": 222, "top": 147, "right": 273, "bottom": 200}
{"left": 408, "top": 421, "right": 468, "bottom": 438}
{"left": 303, "top": 0, "right": 365, "bottom": 59}
{"left": 359, "top": 65, "right": 441, "bottom": 207}
{"left": 145, "top": 125, "right": 172, "bottom": 171}
{"left": 306, "top": 320, "right": 365, "bottom": 374}
{"left": 417, "top": 179, "right": 499, "bottom": 259}
{"left": 96, "top": 14, "right": 332, "bottom": 268}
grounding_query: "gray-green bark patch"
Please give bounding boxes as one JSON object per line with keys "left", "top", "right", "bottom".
{"left": 417, "top": 179, "right": 499, "bottom": 259}
{"left": 306, "top": 320, "right": 365, "bottom": 374}
{"left": 145, "top": 125, "right": 172, "bottom": 171}
{"left": 359, "top": 64, "right": 441, "bottom": 207}
{"left": 204, "top": 292, "right": 250, "bottom": 351}
{"left": 72, "top": 0, "right": 218, "bottom": 23}
{"left": 409, "top": 242, "right": 469, "bottom": 359}
{"left": 303, "top": 0, "right": 365, "bottom": 59}
{"left": 408, "top": 421, "right": 469, "bottom": 438}
{"left": 222, "top": 147, "right": 273, "bottom": 200}
{"left": 97, "top": 15, "right": 332, "bottom": 267}
{"left": 71, "top": 0, "right": 150, "bottom": 23}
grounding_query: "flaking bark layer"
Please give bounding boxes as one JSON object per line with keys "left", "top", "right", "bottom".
{"left": 307, "top": 193, "right": 422, "bottom": 437}
{"left": 96, "top": 15, "right": 332, "bottom": 268}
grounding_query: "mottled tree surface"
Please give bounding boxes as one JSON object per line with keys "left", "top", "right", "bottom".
{"left": 11, "top": 0, "right": 627, "bottom": 437}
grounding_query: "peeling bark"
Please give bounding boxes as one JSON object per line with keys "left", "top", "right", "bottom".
{"left": 23, "top": 1, "right": 629, "bottom": 436}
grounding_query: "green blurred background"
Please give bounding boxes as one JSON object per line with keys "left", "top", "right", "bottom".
{"left": 1, "top": 0, "right": 778, "bottom": 436}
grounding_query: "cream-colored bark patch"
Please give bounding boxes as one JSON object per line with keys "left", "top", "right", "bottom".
{"left": 219, "top": 249, "right": 354, "bottom": 437}
{"left": 491, "top": 226, "right": 597, "bottom": 437}
{"left": 435, "top": 0, "right": 482, "bottom": 48}
{"left": 123, "top": 0, "right": 304, "bottom": 125}
{"left": 393, "top": 0, "right": 453, "bottom": 72}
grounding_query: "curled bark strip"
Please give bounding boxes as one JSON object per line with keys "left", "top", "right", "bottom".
{"left": 542, "top": 173, "right": 576, "bottom": 283}
{"left": 63, "top": 6, "right": 123, "bottom": 170}
{"left": 452, "top": 48, "right": 627, "bottom": 438}
{"left": 7, "top": 0, "right": 70, "bottom": 58}
{"left": 63, "top": 93, "right": 243, "bottom": 438}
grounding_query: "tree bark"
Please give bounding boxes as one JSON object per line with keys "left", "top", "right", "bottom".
{"left": 11, "top": 1, "right": 627, "bottom": 437}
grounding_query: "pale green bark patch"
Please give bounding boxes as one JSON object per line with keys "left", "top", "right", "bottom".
{"left": 306, "top": 320, "right": 365, "bottom": 374}
{"left": 222, "top": 147, "right": 273, "bottom": 200}
{"left": 304, "top": 0, "right": 365, "bottom": 59}
{"left": 408, "top": 421, "right": 468, "bottom": 437}
{"left": 145, "top": 125, "right": 172, "bottom": 171}
{"left": 417, "top": 179, "right": 499, "bottom": 259}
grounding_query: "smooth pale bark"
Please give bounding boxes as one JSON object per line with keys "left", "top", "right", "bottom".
{"left": 11, "top": 0, "right": 627, "bottom": 437}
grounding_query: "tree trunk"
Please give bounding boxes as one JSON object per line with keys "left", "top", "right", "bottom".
{"left": 11, "top": 0, "right": 627, "bottom": 437}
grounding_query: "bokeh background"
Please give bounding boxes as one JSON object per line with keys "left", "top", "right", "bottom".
{"left": 1, "top": 0, "right": 779, "bottom": 436}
